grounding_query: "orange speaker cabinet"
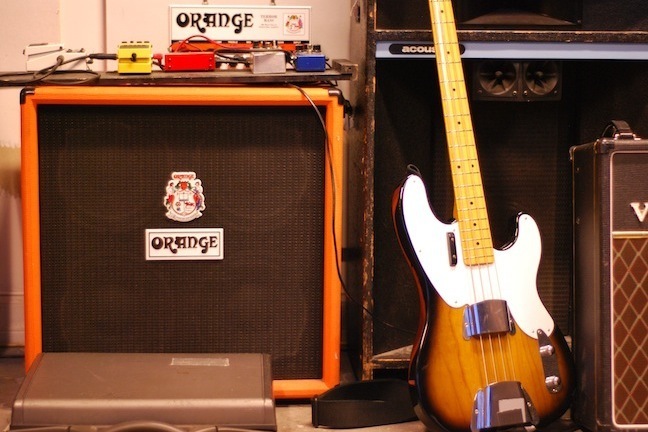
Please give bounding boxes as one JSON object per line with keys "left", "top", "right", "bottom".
{"left": 21, "top": 85, "right": 344, "bottom": 399}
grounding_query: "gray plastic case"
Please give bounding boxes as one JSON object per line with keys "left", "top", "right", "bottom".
{"left": 11, "top": 352, "right": 277, "bottom": 431}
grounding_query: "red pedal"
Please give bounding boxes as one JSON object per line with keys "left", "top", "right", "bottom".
{"left": 163, "top": 52, "right": 215, "bottom": 71}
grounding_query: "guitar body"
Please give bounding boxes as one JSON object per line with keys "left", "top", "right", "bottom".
{"left": 393, "top": 173, "right": 574, "bottom": 432}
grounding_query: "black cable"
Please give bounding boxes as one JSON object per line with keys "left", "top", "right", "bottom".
{"left": 103, "top": 421, "right": 191, "bottom": 432}
{"left": 287, "top": 83, "right": 416, "bottom": 337}
{"left": 0, "top": 57, "right": 64, "bottom": 85}
{"left": 89, "top": 53, "right": 118, "bottom": 60}
{"left": 0, "top": 52, "right": 116, "bottom": 86}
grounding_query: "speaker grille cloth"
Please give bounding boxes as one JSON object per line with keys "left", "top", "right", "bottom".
{"left": 36, "top": 104, "right": 326, "bottom": 380}
{"left": 612, "top": 237, "right": 648, "bottom": 425}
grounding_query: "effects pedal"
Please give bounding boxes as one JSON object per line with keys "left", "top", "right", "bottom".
{"left": 294, "top": 45, "right": 326, "bottom": 72}
{"left": 251, "top": 50, "right": 286, "bottom": 74}
{"left": 118, "top": 41, "right": 153, "bottom": 74}
{"left": 163, "top": 52, "right": 215, "bottom": 71}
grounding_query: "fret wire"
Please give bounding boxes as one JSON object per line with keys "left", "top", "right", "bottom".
{"left": 462, "top": 231, "right": 493, "bottom": 244}
{"left": 444, "top": 114, "right": 472, "bottom": 122}
{"left": 462, "top": 231, "right": 492, "bottom": 241}
{"left": 446, "top": 122, "right": 471, "bottom": 130}
{"left": 454, "top": 181, "right": 486, "bottom": 192}
{"left": 447, "top": 132, "right": 475, "bottom": 139}
{"left": 454, "top": 176, "right": 485, "bottom": 185}
{"left": 453, "top": 190, "right": 485, "bottom": 203}
{"left": 456, "top": 206, "right": 488, "bottom": 216}
{"left": 462, "top": 236, "right": 495, "bottom": 247}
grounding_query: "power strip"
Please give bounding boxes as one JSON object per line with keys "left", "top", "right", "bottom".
{"left": 24, "top": 43, "right": 88, "bottom": 71}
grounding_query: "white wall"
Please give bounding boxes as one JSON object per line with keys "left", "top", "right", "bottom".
{"left": 0, "top": 0, "right": 352, "bottom": 347}
{"left": 1, "top": 0, "right": 351, "bottom": 71}
{"left": 105, "top": 0, "right": 352, "bottom": 67}
{"left": 0, "top": 86, "right": 23, "bottom": 347}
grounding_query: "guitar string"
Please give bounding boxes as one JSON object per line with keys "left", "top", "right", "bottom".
{"left": 452, "top": 56, "right": 517, "bottom": 386}
{"left": 430, "top": 2, "right": 493, "bottom": 385}
{"left": 458, "top": 73, "right": 516, "bottom": 384}
{"left": 439, "top": 4, "right": 489, "bottom": 385}
{"left": 431, "top": 0, "right": 518, "bottom": 388}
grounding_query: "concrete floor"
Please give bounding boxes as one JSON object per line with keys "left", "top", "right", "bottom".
{"left": 0, "top": 352, "right": 427, "bottom": 432}
{"left": 0, "top": 350, "right": 581, "bottom": 432}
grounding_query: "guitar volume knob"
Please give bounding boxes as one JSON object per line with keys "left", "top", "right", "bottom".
{"left": 545, "top": 376, "right": 562, "bottom": 392}
{"left": 539, "top": 344, "right": 555, "bottom": 357}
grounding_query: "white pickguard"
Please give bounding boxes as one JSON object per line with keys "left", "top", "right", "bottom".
{"left": 400, "top": 174, "right": 555, "bottom": 339}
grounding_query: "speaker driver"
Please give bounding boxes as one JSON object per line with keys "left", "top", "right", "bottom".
{"left": 523, "top": 61, "right": 561, "bottom": 99}
{"left": 475, "top": 60, "right": 519, "bottom": 98}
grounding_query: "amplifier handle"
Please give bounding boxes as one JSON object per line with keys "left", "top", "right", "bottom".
{"left": 601, "top": 120, "right": 638, "bottom": 140}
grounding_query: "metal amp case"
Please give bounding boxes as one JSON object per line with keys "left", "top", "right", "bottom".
{"left": 11, "top": 353, "right": 277, "bottom": 431}
{"left": 571, "top": 121, "right": 648, "bottom": 432}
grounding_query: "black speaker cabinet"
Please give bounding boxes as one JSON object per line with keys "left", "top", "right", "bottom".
{"left": 361, "top": 58, "right": 648, "bottom": 377}
{"left": 571, "top": 124, "right": 648, "bottom": 431}
{"left": 20, "top": 85, "right": 345, "bottom": 399}
{"left": 373, "top": 0, "right": 648, "bottom": 31}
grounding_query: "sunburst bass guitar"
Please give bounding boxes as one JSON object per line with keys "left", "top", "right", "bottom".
{"left": 391, "top": 1, "right": 575, "bottom": 432}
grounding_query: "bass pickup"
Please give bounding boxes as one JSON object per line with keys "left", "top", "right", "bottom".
{"left": 463, "top": 299, "right": 515, "bottom": 340}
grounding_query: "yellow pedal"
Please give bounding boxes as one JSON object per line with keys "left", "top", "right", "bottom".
{"left": 117, "top": 41, "right": 152, "bottom": 74}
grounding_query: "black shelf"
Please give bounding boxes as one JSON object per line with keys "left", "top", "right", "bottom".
{"left": 0, "top": 59, "right": 355, "bottom": 87}
{"left": 371, "top": 29, "right": 648, "bottom": 43}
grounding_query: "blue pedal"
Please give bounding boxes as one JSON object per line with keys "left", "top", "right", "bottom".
{"left": 295, "top": 53, "right": 326, "bottom": 72}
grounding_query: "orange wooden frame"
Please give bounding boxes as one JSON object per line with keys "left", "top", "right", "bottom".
{"left": 21, "top": 86, "right": 343, "bottom": 399}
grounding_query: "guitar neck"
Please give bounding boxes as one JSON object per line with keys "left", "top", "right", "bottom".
{"left": 428, "top": 0, "right": 494, "bottom": 265}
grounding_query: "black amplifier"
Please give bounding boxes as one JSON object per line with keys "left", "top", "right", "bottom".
{"left": 571, "top": 120, "right": 648, "bottom": 432}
